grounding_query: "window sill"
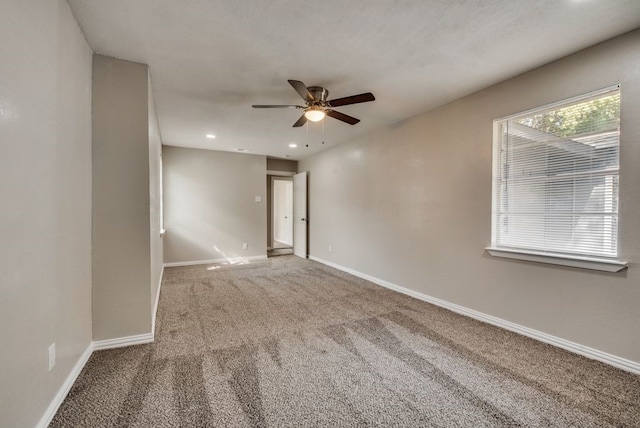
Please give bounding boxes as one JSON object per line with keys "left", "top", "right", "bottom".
{"left": 485, "top": 247, "right": 627, "bottom": 272}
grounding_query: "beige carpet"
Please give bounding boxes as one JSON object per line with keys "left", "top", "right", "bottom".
{"left": 51, "top": 256, "right": 640, "bottom": 427}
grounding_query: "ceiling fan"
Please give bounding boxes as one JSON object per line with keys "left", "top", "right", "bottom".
{"left": 252, "top": 80, "right": 375, "bottom": 127}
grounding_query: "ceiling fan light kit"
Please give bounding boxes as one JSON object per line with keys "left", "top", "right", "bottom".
{"left": 252, "top": 80, "right": 375, "bottom": 127}
{"left": 304, "top": 108, "right": 326, "bottom": 122}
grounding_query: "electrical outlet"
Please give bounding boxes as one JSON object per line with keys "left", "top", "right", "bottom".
{"left": 329, "top": 244, "right": 332, "bottom": 253}
{"left": 242, "top": 243, "right": 248, "bottom": 250}
{"left": 48, "top": 343, "right": 56, "bottom": 371}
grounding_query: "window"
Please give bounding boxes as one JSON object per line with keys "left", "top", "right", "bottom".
{"left": 490, "top": 86, "right": 621, "bottom": 263}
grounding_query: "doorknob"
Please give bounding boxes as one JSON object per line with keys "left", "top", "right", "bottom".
{"left": 302, "top": 218, "right": 306, "bottom": 221}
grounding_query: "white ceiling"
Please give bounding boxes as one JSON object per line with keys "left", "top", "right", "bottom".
{"left": 66, "top": 0, "right": 640, "bottom": 161}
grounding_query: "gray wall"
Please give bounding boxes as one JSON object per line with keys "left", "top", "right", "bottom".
{"left": 300, "top": 30, "right": 640, "bottom": 363}
{"left": 0, "top": 1, "right": 93, "bottom": 426}
{"left": 92, "top": 55, "right": 155, "bottom": 340}
{"left": 163, "top": 147, "right": 267, "bottom": 263}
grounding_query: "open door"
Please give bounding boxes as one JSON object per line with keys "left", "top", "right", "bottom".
{"left": 284, "top": 181, "right": 293, "bottom": 245}
{"left": 293, "top": 171, "right": 307, "bottom": 258}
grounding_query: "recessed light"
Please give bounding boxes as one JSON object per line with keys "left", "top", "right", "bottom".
{"left": 289, "top": 143, "right": 297, "bottom": 148}
{"left": 284, "top": 155, "right": 291, "bottom": 158}
{"left": 206, "top": 134, "right": 216, "bottom": 139}
{"left": 236, "top": 148, "right": 248, "bottom": 152}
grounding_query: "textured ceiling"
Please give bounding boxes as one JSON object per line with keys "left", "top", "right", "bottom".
{"left": 67, "top": 0, "right": 640, "bottom": 160}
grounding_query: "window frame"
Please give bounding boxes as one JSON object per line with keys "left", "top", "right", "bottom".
{"left": 486, "top": 85, "right": 627, "bottom": 272}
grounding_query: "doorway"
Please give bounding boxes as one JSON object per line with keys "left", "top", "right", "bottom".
{"left": 268, "top": 176, "right": 294, "bottom": 257}
{"left": 273, "top": 178, "right": 293, "bottom": 247}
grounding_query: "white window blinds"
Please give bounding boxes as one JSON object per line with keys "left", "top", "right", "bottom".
{"left": 491, "top": 86, "right": 620, "bottom": 258}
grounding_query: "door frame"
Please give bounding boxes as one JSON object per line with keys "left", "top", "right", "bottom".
{"left": 269, "top": 175, "right": 294, "bottom": 249}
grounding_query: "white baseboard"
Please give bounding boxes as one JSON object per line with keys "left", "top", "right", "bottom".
{"left": 163, "top": 255, "right": 268, "bottom": 267}
{"left": 37, "top": 294, "right": 161, "bottom": 426}
{"left": 152, "top": 265, "right": 164, "bottom": 337}
{"left": 36, "top": 343, "right": 93, "bottom": 428}
{"left": 37, "top": 331, "right": 156, "bottom": 426}
{"left": 309, "top": 255, "right": 640, "bottom": 375}
{"left": 92, "top": 333, "right": 154, "bottom": 351}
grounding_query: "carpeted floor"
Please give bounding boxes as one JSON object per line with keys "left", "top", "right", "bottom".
{"left": 51, "top": 256, "right": 640, "bottom": 427}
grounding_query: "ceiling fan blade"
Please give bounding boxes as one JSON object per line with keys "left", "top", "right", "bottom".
{"left": 288, "top": 80, "right": 315, "bottom": 102}
{"left": 328, "top": 92, "right": 375, "bottom": 107}
{"left": 292, "top": 114, "right": 308, "bottom": 127}
{"left": 326, "top": 109, "right": 360, "bottom": 125}
{"left": 252, "top": 104, "right": 301, "bottom": 108}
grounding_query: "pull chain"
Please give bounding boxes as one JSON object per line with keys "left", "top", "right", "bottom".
{"left": 304, "top": 117, "right": 326, "bottom": 147}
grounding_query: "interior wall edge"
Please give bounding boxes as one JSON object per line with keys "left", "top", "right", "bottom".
{"left": 151, "top": 265, "right": 165, "bottom": 337}
{"left": 91, "top": 54, "right": 154, "bottom": 341}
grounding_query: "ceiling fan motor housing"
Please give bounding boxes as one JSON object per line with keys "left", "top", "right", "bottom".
{"left": 307, "top": 86, "right": 329, "bottom": 104}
